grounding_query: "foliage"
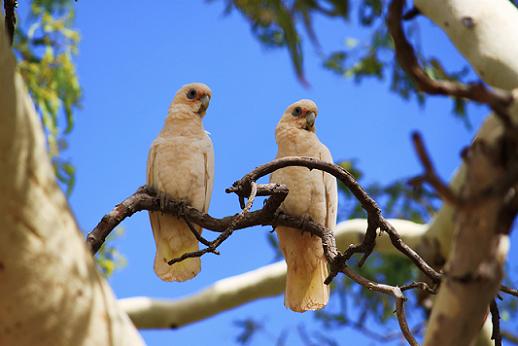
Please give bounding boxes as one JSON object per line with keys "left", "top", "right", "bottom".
{"left": 96, "top": 227, "right": 127, "bottom": 277}
{"left": 338, "top": 160, "right": 440, "bottom": 223}
{"left": 13, "top": 0, "right": 81, "bottom": 195}
{"left": 219, "top": 0, "right": 350, "bottom": 84}
{"left": 222, "top": 0, "right": 471, "bottom": 122}
{"left": 234, "top": 318, "right": 266, "bottom": 345}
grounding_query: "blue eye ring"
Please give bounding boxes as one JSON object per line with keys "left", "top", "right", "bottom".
{"left": 292, "top": 106, "right": 302, "bottom": 116}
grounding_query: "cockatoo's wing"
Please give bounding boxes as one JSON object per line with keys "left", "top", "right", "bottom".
{"left": 320, "top": 145, "right": 338, "bottom": 231}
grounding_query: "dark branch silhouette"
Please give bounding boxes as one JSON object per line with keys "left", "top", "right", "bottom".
{"left": 3, "top": 0, "right": 16, "bottom": 45}
{"left": 490, "top": 299, "right": 502, "bottom": 346}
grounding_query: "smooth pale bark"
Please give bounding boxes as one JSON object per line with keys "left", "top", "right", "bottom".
{"left": 121, "top": 261, "right": 287, "bottom": 329}
{"left": 0, "top": 19, "right": 144, "bottom": 346}
{"left": 120, "top": 218, "right": 426, "bottom": 328}
{"left": 414, "top": 0, "right": 518, "bottom": 90}
{"left": 423, "top": 99, "right": 516, "bottom": 346}
{"left": 413, "top": 0, "right": 518, "bottom": 344}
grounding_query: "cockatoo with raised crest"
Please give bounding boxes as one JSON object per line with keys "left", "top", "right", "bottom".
{"left": 270, "top": 99, "right": 338, "bottom": 312}
{"left": 147, "top": 82, "right": 214, "bottom": 282}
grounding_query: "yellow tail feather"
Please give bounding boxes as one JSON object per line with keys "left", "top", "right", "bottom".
{"left": 277, "top": 226, "right": 330, "bottom": 312}
{"left": 150, "top": 212, "right": 201, "bottom": 282}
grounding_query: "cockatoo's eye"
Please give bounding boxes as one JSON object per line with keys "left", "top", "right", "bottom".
{"left": 187, "top": 89, "right": 197, "bottom": 100}
{"left": 292, "top": 107, "right": 302, "bottom": 116}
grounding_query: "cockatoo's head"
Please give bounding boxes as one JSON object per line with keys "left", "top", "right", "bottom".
{"left": 278, "top": 99, "right": 318, "bottom": 132}
{"left": 172, "top": 82, "right": 212, "bottom": 117}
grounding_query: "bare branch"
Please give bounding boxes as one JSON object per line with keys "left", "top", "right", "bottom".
{"left": 500, "top": 284, "right": 518, "bottom": 297}
{"left": 387, "top": 0, "right": 513, "bottom": 116}
{"left": 87, "top": 184, "right": 294, "bottom": 253}
{"left": 182, "top": 216, "right": 216, "bottom": 250}
{"left": 400, "top": 281, "right": 437, "bottom": 295}
{"left": 168, "top": 182, "right": 258, "bottom": 265}
{"left": 410, "top": 132, "right": 460, "bottom": 205}
{"left": 502, "top": 330, "right": 518, "bottom": 345}
{"left": 119, "top": 218, "right": 427, "bottom": 330}
{"left": 88, "top": 157, "right": 444, "bottom": 344}
{"left": 227, "top": 156, "right": 441, "bottom": 283}
{"left": 341, "top": 267, "right": 419, "bottom": 346}
{"left": 396, "top": 296, "right": 419, "bottom": 346}
{"left": 3, "top": 0, "right": 17, "bottom": 45}
{"left": 489, "top": 300, "right": 502, "bottom": 346}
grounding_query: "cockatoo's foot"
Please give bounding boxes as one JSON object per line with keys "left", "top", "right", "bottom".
{"left": 270, "top": 209, "right": 284, "bottom": 231}
{"left": 175, "top": 199, "right": 189, "bottom": 217}
{"left": 157, "top": 191, "right": 168, "bottom": 214}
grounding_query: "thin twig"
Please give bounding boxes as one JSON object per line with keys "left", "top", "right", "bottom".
{"left": 182, "top": 216, "right": 217, "bottom": 251}
{"left": 402, "top": 6, "right": 420, "bottom": 20}
{"left": 490, "top": 299, "right": 502, "bottom": 346}
{"left": 396, "top": 297, "right": 419, "bottom": 346}
{"left": 410, "top": 132, "right": 460, "bottom": 205}
{"left": 167, "top": 182, "right": 258, "bottom": 265}
{"left": 502, "top": 330, "right": 518, "bottom": 345}
{"left": 342, "top": 267, "right": 419, "bottom": 346}
{"left": 400, "top": 281, "right": 437, "bottom": 295}
{"left": 500, "top": 284, "right": 518, "bottom": 297}
{"left": 350, "top": 321, "right": 424, "bottom": 343}
{"left": 381, "top": 219, "right": 442, "bottom": 283}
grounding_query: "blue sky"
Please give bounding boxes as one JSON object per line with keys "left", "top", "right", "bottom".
{"left": 19, "top": 1, "right": 518, "bottom": 345}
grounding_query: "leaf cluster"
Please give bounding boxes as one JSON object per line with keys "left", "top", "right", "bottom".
{"left": 223, "top": 0, "right": 472, "bottom": 122}
{"left": 13, "top": 0, "right": 81, "bottom": 195}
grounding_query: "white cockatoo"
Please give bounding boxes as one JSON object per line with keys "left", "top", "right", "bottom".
{"left": 270, "top": 99, "right": 338, "bottom": 312}
{"left": 147, "top": 83, "right": 214, "bottom": 282}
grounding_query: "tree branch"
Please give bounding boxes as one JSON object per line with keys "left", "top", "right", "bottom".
{"left": 387, "top": 1, "right": 518, "bottom": 345}
{"left": 226, "top": 156, "right": 441, "bottom": 283}
{"left": 119, "top": 218, "right": 427, "bottom": 329}
{"left": 89, "top": 154, "right": 446, "bottom": 344}
{"left": 489, "top": 299, "right": 502, "bottom": 346}
{"left": 500, "top": 284, "right": 518, "bottom": 297}
{"left": 3, "top": 0, "right": 16, "bottom": 45}
{"left": 387, "top": 0, "right": 513, "bottom": 114}
{"left": 167, "top": 181, "right": 259, "bottom": 265}
{"left": 341, "top": 267, "right": 419, "bottom": 346}
{"left": 89, "top": 157, "right": 440, "bottom": 286}
{"left": 409, "top": 132, "right": 460, "bottom": 205}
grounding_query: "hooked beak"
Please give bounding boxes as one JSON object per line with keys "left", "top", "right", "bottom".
{"left": 197, "top": 95, "right": 210, "bottom": 116}
{"left": 305, "top": 111, "right": 316, "bottom": 130}
{"left": 200, "top": 95, "right": 210, "bottom": 109}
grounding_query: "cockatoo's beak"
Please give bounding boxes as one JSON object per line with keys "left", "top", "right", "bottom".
{"left": 200, "top": 95, "right": 210, "bottom": 109}
{"left": 305, "top": 111, "right": 316, "bottom": 130}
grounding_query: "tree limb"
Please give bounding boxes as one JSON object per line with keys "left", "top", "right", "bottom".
{"left": 387, "top": 1, "right": 518, "bottom": 345}
{"left": 3, "top": 0, "right": 16, "bottom": 45}
{"left": 119, "top": 218, "right": 427, "bottom": 329}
